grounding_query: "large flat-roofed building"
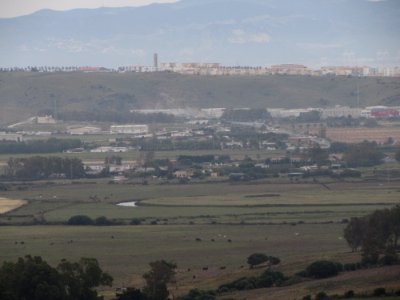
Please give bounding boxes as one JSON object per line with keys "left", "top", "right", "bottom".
{"left": 0, "top": 132, "right": 23, "bottom": 142}
{"left": 110, "top": 124, "right": 149, "bottom": 134}
{"left": 321, "top": 106, "right": 363, "bottom": 119}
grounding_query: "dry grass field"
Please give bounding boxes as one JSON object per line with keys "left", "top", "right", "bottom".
{"left": 326, "top": 127, "right": 400, "bottom": 143}
{"left": 0, "top": 197, "right": 27, "bottom": 214}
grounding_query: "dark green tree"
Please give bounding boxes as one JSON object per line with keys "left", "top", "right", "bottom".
{"left": 343, "top": 217, "right": 367, "bottom": 252}
{"left": 67, "top": 215, "right": 94, "bottom": 225}
{"left": 142, "top": 260, "right": 177, "bottom": 300}
{"left": 0, "top": 256, "right": 64, "bottom": 300}
{"left": 57, "top": 257, "right": 113, "bottom": 300}
{"left": 0, "top": 256, "right": 112, "bottom": 300}
{"left": 344, "top": 206, "right": 400, "bottom": 264}
{"left": 343, "top": 141, "right": 384, "bottom": 167}
{"left": 305, "top": 146, "right": 329, "bottom": 166}
{"left": 305, "top": 260, "right": 342, "bottom": 279}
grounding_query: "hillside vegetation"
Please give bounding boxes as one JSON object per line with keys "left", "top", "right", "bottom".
{"left": 1, "top": 72, "right": 400, "bottom": 125}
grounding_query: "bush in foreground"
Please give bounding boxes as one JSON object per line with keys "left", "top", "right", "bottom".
{"left": 67, "top": 215, "right": 94, "bottom": 225}
{"left": 304, "top": 260, "right": 342, "bottom": 279}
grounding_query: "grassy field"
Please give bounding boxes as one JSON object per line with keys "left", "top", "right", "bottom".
{"left": 1, "top": 180, "right": 399, "bottom": 225}
{"left": 0, "top": 224, "right": 350, "bottom": 293}
{"left": 1, "top": 178, "right": 399, "bottom": 298}
{"left": 0, "top": 224, "right": 398, "bottom": 299}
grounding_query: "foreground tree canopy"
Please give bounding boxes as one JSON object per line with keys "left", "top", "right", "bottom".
{"left": 0, "top": 256, "right": 112, "bottom": 300}
{"left": 116, "top": 260, "right": 177, "bottom": 300}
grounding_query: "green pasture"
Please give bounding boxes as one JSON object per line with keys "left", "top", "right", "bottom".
{"left": 1, "top": 180, "right": 399, "bottom": 224}
{"left": 39, "top": 202, "right": 391, "bottom": 224}
{"left": 0, "top": 224, "right": 349, "bottom": 288}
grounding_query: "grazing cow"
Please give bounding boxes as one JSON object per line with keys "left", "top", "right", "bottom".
{"left": 220, "top": 266, "right": 226, "bottom": 270}
{"left": 195, "top": 238, "right": 202, "bottom": 242}
{"left": 211, "top": 239, "right": 215, "bottom": 242}
{"left": 202, "top": 266, "right": 208, "bottom": 271}
{"left": 227, "top": 239, "right": 232, "bottom": 243}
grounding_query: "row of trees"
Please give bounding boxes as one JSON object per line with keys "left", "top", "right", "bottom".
{"left": 0, "top": 256, "right": 112, "bottom": 300}
{"left": 116, "top": 260, "right": 177, "bottom": 300}
{"left": 0, "top": 138, "right": 81, "bottom": 154}
{"left": 221, "top": 108, "right": 271, "bottom": 122}
{"left": 58, "top": 110, "right": 179, "bottom": 124}
{"left": 4, "top": 156, "right": 85, "bottom": 180}
{"left": 344, "top": 205, "right": 400, "bottom": 264}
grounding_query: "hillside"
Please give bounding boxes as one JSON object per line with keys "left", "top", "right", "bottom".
{"left": 1, "top": 72, "right": 400, "bottom": 125}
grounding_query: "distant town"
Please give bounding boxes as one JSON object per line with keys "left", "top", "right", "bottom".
{"left": 1, "top": 54, "right": 399, "bottom": 77}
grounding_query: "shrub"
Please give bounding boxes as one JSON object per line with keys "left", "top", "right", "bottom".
{"left": 373, "top": 288, "right": 386, "bottom": 297}
{"left": 67, "top": 215, "right": 93, "bottom": 225}
{"left": 257, "top": 271, "right": 285, "bottom": 288}
{"left": 247, "top": 253, "right": 268, "bottom": 268}
{"left": 315, "top": 291, "right": 329, "bottom": 300}
{"left": 343, "top": 290, "right": 355, "bottom": 298}
{"left": 130, "top": 218, "right": 142, "bottom": 225}
{"left": 218, "top": 277, "right": 257, "bottom": 291}
{"left": 305, "top": 260, "right": 342, "bottom": 279}
{"left": 343, "top": 263, "right": 357, "bottom": 271}
{"left": 380, "top": 247, "right": 399, "bottom": 265}
{"left": 95, "top": 216, "right": 113, "bottom": 226}
{"left": 179, "top": 289, "right": 216, "bottom": 300}
{"left": 295, "top": 270, "right": 308, "bottom": 277}
{"left": 268, "top": 256, "right": 281, "bottom": 265}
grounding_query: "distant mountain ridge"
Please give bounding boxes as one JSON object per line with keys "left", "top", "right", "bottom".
{"left": 0, "top": 0, "right": 399, "bottom": 67}
{"left": 0, "top": 72, "right": 399, "bottom": 125}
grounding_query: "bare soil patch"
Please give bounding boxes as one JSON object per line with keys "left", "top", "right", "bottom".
{"left": 0, "top": 198, "right": 27, "bottom": 214}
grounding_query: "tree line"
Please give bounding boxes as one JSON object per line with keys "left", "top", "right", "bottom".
{"left": 58, "top": 110, "right": 179, "bottom": 124}
{"left": 0, "top": 138, "right": 81, "bottom": 154}
{"left": 221, "top": 108, "right": 271, "bottom": 122}
{"left": 4, "top": 156, "right": 85, "bottom": 180}
{"left": 0, "top": 256, "right": 112, "bottom": 300}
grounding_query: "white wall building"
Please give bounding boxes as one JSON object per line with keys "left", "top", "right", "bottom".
{"left": 110, "top": 125, "right": 149, "bottom": 134}
{"left": 0, "top": 132, "right": 23, "bottom": 142}
{"left": 321, "top": 106, "right": 363, "bottom": 119}
{"left": 36, "top": 115, "right": 56, "bottom": 124}
{"left": 68, "top": 126, "right": 102, "bottom": 135}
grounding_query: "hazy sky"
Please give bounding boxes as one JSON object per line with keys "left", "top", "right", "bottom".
{"left": 0, "top": 0, "right": 398, "bottom": 67}
{"left": 0, "top": 0, "right": 179, "bottom": 18}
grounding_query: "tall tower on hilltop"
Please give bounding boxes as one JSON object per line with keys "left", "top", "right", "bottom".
{"left": 153, "top": 53, "right": 158, "bottom": 69}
